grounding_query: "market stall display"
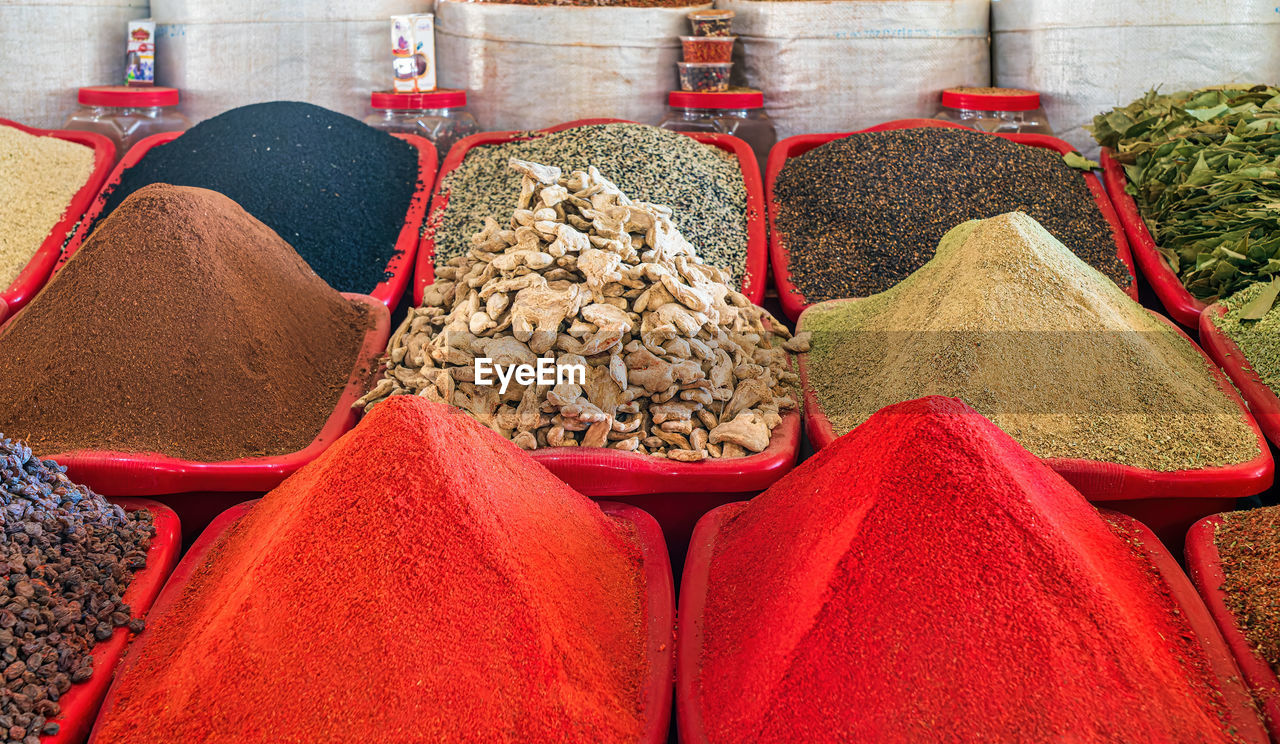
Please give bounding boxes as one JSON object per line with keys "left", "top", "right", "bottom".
{"left": 768, "top": 120, "right": 1134, "bottom": 319}
{"left": 0, "top": 184, "right": 388, "bottom": 490}
{"left": 1186, "top": 510, "right": 1280, "bottom": 742}
{"left": 678, "top": 396, "right": 1266, "bottom": 744}
{"left": 90, "top": 396, "right": 674, "bottom": 743}
{"left": 796, "top": 212, "right": 1271, "bottom": 503}
{"left": 0, "top": 119, "right": 114, "bottom": 320}
{"left": 1094, "top": 86, "right": 1280, "bottom": 327}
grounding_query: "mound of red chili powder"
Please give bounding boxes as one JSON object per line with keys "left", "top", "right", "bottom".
{"left": 694, "top": 395, "right": 1246, "bottom": 743}
{"left": 92, "top": 396, "right": 650, "bottom": 743}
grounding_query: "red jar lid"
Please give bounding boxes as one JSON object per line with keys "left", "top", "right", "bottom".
{"left": 669, "top": 89, "right": 764, "bottom": 110}
{"left": 941, "top": 87, "right": 1041, "bottom": 112}
{"left": 371, "top": 89, "right": 467, "bottom": 110}
{"left": 78, "top": 85, "right": 180, "bottom": 107}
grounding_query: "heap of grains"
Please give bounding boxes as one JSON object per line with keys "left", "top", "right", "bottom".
{"left": 0, "top": 183, "right": 373, "bottom": 462}
{"left": 1213, "top": 284, "right": 1280, "bottom": 396}
{"left": 432, "top": 123, "right": 749, "bottom": 285}
{"left": 0, "top": 436, "right": 153, "bottom": 744}
{"left": 693, "top": 395, "right": 1256, "bottom": 743}
{"left": 89, "top": 101, "right": 420, "bottom": 294}
{"left": 92, "top": 397, "right": 651, "bottom": 744}
{"left": 774, "top": 126, "right": 1129, "bottom": 303}
{"left": 1215, "top": 506, "right": 1280, "bottom": 675}
{"left": 800, "top": 212, "right": 1258, "bottom": 471}
{"left": 360, "top": 160, "right": 799, "bottom": 460}
{"left": 0, "top": 127, "right": 95, "bottom": 288}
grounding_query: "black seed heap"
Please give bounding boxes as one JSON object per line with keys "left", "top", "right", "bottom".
{"left": 0, "top": 437, "right": 153, "bottom": 744}
{"left": 89, "top": 101, "right": 421, "bottom": 294}
{"left": 773, "top": 127, "right": 1131, "bottom": 303}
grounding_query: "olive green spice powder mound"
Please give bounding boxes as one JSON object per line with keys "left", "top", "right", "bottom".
{"left": 801, "top": 212, "right": 1258, "bottom": 471}
{"left": 1215, "top": 283, "right": 1280, "bottom": 397}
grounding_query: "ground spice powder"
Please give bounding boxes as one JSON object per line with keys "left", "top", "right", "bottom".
{"left": 696, "top": 395, "right": 1244, "bottom": 743}
{"left": 801, "top": 212, "right": 1258, "bottom": 471}
{"left": 1216, "top": 505, "right": 1280, "bottom": 674}
{"left": 92, "top": 397, "right": 649, "bottom": 743}
{"left": 0, "top": 183, "right": 372, "bottom": 462}
{"left": 774, "top": 126, "right": 1130, "bottom": 302}
{"left": 1215, "top": 284, "right": 1280, "bottom": 398}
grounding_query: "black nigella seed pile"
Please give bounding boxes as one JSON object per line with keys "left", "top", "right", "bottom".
{"left": 773, "top": 127, "right": 1131, "bottom": 303}
{"left": 0, "top": 436, "right": 153, "bottom": 744}
{"left": 89, "top": 101, "right": 421, "bottom": 294}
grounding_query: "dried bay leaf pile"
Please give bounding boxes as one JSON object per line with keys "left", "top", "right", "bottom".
{"left": 357, "top": 159, "right": 803, "bottom": 461}
{"left": 1091, "top": 85, "right": 1280, "bottom": 303}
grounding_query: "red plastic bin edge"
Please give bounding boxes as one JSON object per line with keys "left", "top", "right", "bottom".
{"left": 1101, "top": 148, "right": 1206, "bottom": 328}
{"left": 1199, "top": 304, "right": 1280, "bottom": 450}
{"left": 676, "top": 503, "right": 1267, "bottom": 744}
{"left": 89, "top": 498, "right": 676, "bottom": 744}
{"left": 0, "top": 119, "right": 115, "bottom": 321}
{"left": 794, "top": 299, "right": 1273, "bottom": 502}
{"left": 1186, "top": 515, "right": 1280, "bottom": 741}
{"left": 56, "top": 130, "right": 436, "bottom": 309}
{"left": 45, "top": 498, "right": 180, "bottom": 744}
{"left": 764, "top": 118, "right": 1139, "bottom": 322}
{"left": 40, "top": 294, "right": 390, "bottom": 496}
{"left": 415, "top": 117, "right": 768, "bottom": 307}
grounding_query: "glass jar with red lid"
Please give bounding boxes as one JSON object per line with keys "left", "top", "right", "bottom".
{"left": 63, "top": 86, "right": 190, "bottom": 162}
{"left": 658, "top": 88, "right": 775, "bottom": 177}
{"left": 934, "top": 87, "right": 1053, "bottom": 136}
{"left": 364, "top": 89, "right": 480, "bottom": 165}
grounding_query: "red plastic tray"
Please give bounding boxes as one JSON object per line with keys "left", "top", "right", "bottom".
{"left": 44, "top": 498, "right": 180, "bottom": 744}
{"left": 676, "top": 503, "right": 1267, "bottom": 744}
{"left": 58, "top": 130, "right": 436, "bottom": 309}
{"left": 796, "top": 300, "right": 1272, "bottom": 509}
{"left": 1102, "top": 148, "right": 1206, "bottom": 328}
{"left": 765, "top": 119, "right": 1139, "bottom": 322}
{"left": 90, "top": 498, "right": 675, "bottom": 743}
{"left": 1200, "top": 304, "right": 1280, "bottom": 449}
{"left": 0, "top": 119, "right": 115, "bottom": 321}
{"left": 37, "top": 294, "right": 390, "bottom": 497}
{"left": 415, "top": 117, "right": 768, "bottom": 306}
{"left": 1186, "top": 514, "right": 1280, "bottom": 741}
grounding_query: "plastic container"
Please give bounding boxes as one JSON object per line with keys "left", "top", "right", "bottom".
{"left": 687, "top": 8, "right": 734, "bottom": 36}
{"left": 43, "top": 498, "right": 180, "bottom": 744}
{"left": 678, "top": 62, "right": 732, "bottom": 93}
{"left": 1186, "top": 514, "right": 1280, "bottom": 742}
{"left": 417, "top": 117, "right": 768, "bottom": 306}
{"left": 365, "top": 90, "right": 479, "bottom": 167}
{"left": 766, "top": 119, "right": 1139, "bottom": 321}
{"left": 795, "top": 300, "right": 1273, "bottom": 546}
{"left": 1101, "top": 148, "right": 1206, "bottom": 328}
{"left": 29, "top": 295, "right": 389, "bottom": 498}
{"left": 659, "top": 90, "right": 776, "bottom": 179}
{"left": 0, "top": 119, "right": 115, "bottom": 322}
{"left": 63, "top": 86, "right": 189, "bottom": 165}
{"left": 60, "top": 130, "right": 436, "bottom": 310}
{"left": 90, "top": 498, "right": 676, "bottom": 744}
{"left": 934, "top": 86, "right": 1053, "bottom": 135}
{"left": 1199, "top": 304, "right": 1280, "bottom": 448}
{"left": 680, "top": 36, "right": 735, "bottom": 64}
{"left": 676, "top": 503, "right": 1268, "bottom": 744}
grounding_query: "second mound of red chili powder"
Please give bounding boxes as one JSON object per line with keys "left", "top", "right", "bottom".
{"left": 92, "top": 396, "right": 651, "bottom": 743}
{"left": 0, "top": 183, "right": 372, "bottom": 461}
{"left": 693, "top": 395, "right": 1251, "bottom": 743}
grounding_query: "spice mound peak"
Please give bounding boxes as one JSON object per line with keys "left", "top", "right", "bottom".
{"left": 360, "top": 158, "right": 800, "bottom": 460}
{"left": 695, "top": 394, "right": 1249, "bottom": 743}
{"left": 92, "top": 396, "right": 651, "bottom": 744}
{"left": 801, "top": 211, "right": 1259, "bottom": 471}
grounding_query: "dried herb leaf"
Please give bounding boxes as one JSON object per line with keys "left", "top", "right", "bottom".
{"left": 1063, "top": 152, "right": 1099, "bottom": 171}
{"left": 1240, "top": 277, "right": 1280, "bottom": 320}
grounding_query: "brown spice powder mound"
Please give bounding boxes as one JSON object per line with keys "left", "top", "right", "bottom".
{"left": 1216, "top": 506, "right": 1280, "bottom": 674}
{"left": 0, "top": 183, "right": 372, "bottom": 462}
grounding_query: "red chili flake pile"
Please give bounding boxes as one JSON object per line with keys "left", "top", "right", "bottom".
{"left": 1216, "top": 505, "right": 1280, "bottom": 673}
{"left": 92, "top": 397, "right": 651, "bottom": 743}
{"left": 694, "top": 395, "right": 1247, "bottom": 742}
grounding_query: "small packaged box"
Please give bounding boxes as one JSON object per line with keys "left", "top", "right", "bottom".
{"left": 126, "top": 20, "right": 155, "bottom": 86}
{"left": 391, "top": 15, "right": 416, "bottom": 92}
{"left": 412, "top": 14, "right": 436, "bottom": 92}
